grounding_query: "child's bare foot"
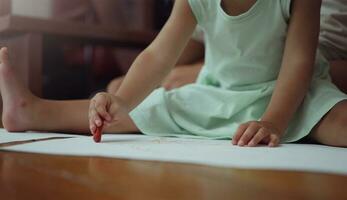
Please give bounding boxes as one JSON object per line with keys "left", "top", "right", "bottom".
{"left": 0, "top": 47, "right": 38, "bottom": 132}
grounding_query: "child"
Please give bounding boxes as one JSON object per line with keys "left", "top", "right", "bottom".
{"left": 107, "top": 0, "right": 347, "bottom": 93}
{"left": 1, "top": 0, "right": 347, "bottom": 147}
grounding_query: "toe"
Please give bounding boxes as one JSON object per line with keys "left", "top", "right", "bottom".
{"left": 0, "top": 47, "right": 9, "bottom": 65}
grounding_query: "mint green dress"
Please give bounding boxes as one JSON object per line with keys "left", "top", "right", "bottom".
{"left": 130, "top": 0, "right": 347, "bottom": 142}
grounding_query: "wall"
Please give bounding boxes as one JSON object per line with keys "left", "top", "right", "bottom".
{"left": 12, "top": 0, "right": 52, "bottom": 18}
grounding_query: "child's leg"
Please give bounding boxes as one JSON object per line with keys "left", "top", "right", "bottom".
{"left": 0, "top": 47, "right": 139, "bottom": 134}
{"left": 308, "top": 100, "right": 347, "bottom": 147}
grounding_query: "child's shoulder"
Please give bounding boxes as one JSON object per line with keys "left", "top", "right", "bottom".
{"left": 188, "top": 0, "right": 216, "bottom": 10}
{"left": 187, "top": 0, "right": 217, "bottom": 24}
{"left": 279, "top": 0, "right": 291, "bottom": 21}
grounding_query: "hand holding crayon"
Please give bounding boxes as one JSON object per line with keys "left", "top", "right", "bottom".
{"left": 88, "top": 92, "right": 130, "bottom": 143}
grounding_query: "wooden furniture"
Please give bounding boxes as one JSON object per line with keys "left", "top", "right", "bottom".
{"left": 0, "top": 14, "right": 155, "bottom": 96}
{"left": 0, "top": 151, "right": 346, "bottom": 200}
{"left": 0, "top": 0, "right": 10, "bottom": 16}
{"left": 0, "top": 14, "right": 155, "bottom": 127}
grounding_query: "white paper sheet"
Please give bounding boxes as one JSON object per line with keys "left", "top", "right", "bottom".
{"left": 1, "top": 131, "right": 347, "bottom": 175}
{"left": 0, "top": 128, "right": 80, "bottom": 144}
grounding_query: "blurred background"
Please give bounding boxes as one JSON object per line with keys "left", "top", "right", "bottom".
{"left": 0, "top": 0, "right": 173, "bottom": 99}
{"left": 2, "top": 0, "right": 346, "bottom": 101}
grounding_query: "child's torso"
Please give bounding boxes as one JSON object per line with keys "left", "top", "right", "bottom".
{"left": 189, "top": 0, "right": 292, "bottom": 89}
{"left": 221, "top": 0, "right": 258, "bottom": 16}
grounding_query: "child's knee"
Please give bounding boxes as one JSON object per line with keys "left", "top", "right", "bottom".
{"left": 325, "top": 108, "right": 347, "bottom": 147}
{"left": 311, "top": 101, "right": 347, "bottom": 147}
{"left": 330, "top": 102, "right": 347, "bottom": 130}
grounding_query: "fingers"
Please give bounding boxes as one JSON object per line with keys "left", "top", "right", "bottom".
{"left": 89, "top": 99, "right": 100, "bottom": 134}
{"left": 89, "top": 93, "right": 110, "bottom": 134}
{"left": 0, "top": 47, "right": 9, "bottom": 65}
{"left": 95, "top": 99, "right": 112, "bottom": 122}
{"left": 268, "top": 134, "right": 280, "bottom": 147}
{"left": 248, "top": 128, "right": 268, "bottom": 147}
{"left": 232, "top": 123, "right": 248, "bottom": 145}
{"left": 237, "top": 123, "right": 259, "bottom": 146}
{"left": 232, "top": 121, "right": 281, "bottom": 147}
{"left": 88, "top": 92, "right": 129, "bottom": 135}
{"left": 0, "top": 47, "right": 8, "bottom": 55}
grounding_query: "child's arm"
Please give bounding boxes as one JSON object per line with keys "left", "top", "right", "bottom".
{"left": 88, "top": 0, "right": 197, "bottom": 134}
{"left": 106, "top": 34, "right": 205, "bottom": 94}
{"left": 115, "top": 0, "right": 197, "bottom": 109}
{"left": 232, "top": 0, "right": 322, "bottom": 147}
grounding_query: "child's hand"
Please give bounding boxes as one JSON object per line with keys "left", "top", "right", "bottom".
{"left": 88, "top": 92, "right": 129, "bottom": 136}
{"left": 232, "top": 121, "right": 282, "bottom": 147}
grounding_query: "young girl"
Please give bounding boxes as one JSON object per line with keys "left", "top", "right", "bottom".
{"left": 108, "top": 0, "right": 347, "bottom": 93}
{"left": 1, "top": 0, "right": 347, "bottom": 147}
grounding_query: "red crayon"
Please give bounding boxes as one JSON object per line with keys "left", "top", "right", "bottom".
{"left": 93, "top": 127, "right": 102, "bottom": 143}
